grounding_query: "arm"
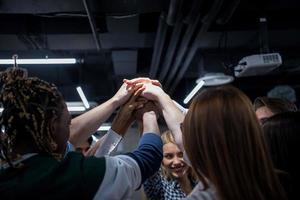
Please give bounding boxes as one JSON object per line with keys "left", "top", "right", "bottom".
{"left": 93, "top": 87, "right": 146, "bottom": 157}
{"left": 93, "top": 112, "right": 163, "bottom": 199}
{"left": 134, "top": 82, "right": 185, "bottom": 151}
{"left": 69, "top": 83, "right": 141, "bottom": 147}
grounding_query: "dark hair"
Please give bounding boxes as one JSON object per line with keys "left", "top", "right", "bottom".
{"left": 0, "top": 67, "right": 65, "bottom": 167}
{"left": 254, "top": 96, "right": 297, "bottom": 114}
{"left": 262, "top": 112, "right": 300, "bottom": 199}
{"left": 183, "top": 86, "right": 286, "bottom": 200}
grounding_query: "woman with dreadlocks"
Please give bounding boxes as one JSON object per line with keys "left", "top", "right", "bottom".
{"left": 0, "top": 67, "right": 163, "bottom": 199}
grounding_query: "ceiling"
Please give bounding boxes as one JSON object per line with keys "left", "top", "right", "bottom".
{"left": 1, "top": 0, "right": 300, "bottom": 114}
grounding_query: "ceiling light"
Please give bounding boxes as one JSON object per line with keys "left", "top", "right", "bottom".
{"left": 183, "top": 80, "right": 205, "bottom": 104}
{"left": 97, "top": 125, "right": 111, "bottom": 131}
{"left": 196, "top": 73, "right": 234, "bottom": 86}
{"left": 76, "top": 86, "right": 90, "bottom": 109}
{"left": 0, "top": 58, "right": 77, "bottom": 65}
{"left": 183, "top": 73, "right": 234, "bottom": 104}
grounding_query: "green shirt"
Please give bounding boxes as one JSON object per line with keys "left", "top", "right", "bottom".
{"left": 0, "top": 152, "right": 106, "bottom": 200}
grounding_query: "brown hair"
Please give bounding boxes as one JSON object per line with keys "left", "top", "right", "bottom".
{"left": 254, "top": 96, "right": 297, "bottom": 114}
{"left": 183, "top": 86, "right": 286, "bottom": 200}
{"left": 0, "top": 67, "right": 65, "bottom": 167}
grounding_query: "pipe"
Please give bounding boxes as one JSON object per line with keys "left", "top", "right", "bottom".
{"left": 159, "top": 18, "right": 183, "bottom": 82}
{"left": 82, "top": 0, "right": 101, "bottom": 51}
{"left": 164, "top": 14, "right": 201, "bottom": 88}
{"left": 169, "top": 0, "right": 224, "bottom": 93}
{"left": 149, "top": 13, "right": 168, "bottom": 78}
{"left": 166, "top": 0, "right": 181, "bottom": 26}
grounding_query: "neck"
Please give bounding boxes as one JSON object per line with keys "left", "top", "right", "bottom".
{"left": 178, "top": 174, "right": 193, "bottom": 194}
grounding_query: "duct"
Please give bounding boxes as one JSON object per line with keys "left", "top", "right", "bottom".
{"left": 164, "top": 14, "right": 201, "bottom": 88}
{"left": 216, "top": 0, "right": 240, "bottom": 25}
{"left": 166, "top": 0, "right": 181, "bottom": 26}
{"left": 158, "top": 18, "right": 183, "bottom": 82}
{"left": 169, "top": 0, "right": 224, "bottom": 93}
{"left": 82, "top": 0, "right": 101, "bottom": 51}
{"left": 149, "top": 13, "right": 168, "bottom": 78}
{"left": 183, "top": 0, "right": 205, "bottom": 24}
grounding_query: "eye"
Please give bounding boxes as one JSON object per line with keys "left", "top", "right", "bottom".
{"left": 164, "top": 153, "right": 173, "bottom": 159}
{"left": 177, "top": 152, "right": 183, "bottom": 158}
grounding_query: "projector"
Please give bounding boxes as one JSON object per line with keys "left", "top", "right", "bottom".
{"left": 234, "top": 53, "right": 282, "bottom": 77}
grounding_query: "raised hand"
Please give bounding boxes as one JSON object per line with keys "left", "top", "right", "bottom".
{"left": 111, "top": 87, "right": 147, "bottom": 136}
{"left": 123, "top": 77, "right": 162, "bottom": 88}
{"left": 111, "top": 82, "right": 143, "bottom": 108}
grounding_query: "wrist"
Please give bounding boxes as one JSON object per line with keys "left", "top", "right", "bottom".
{"left": 109, "top": 96, "right": 122, "bottom": 110}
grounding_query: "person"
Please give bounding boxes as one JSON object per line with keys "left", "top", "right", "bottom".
{"left": 253, "top": 96, "right": 297, "bottom": 124}
{"left": 125, "top": 79, "right": 287, "bottom": 200}
{"left": 0, "top": 67, "right": 163, "bottom": 199}
{"left": 183, "top": 86, "right": 287, "bottom": 200}
{"left": 262, "top": 112, "right": 300, "bottom": 200}
{"left": 143, "top": 130, "right": 196, "bottom": 200}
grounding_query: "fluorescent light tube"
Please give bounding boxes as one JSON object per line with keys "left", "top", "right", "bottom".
{"left": 97, "top": 125, "right": 111, "bottom": 131}
{"left": 0, "top": 58, "right": 76, "bottom": 64}
{"left": 76, "top": 86, "right": 90, "bottom": 109}
{"left": 67, "top": 106, "right": 86, "bottom": 112}
{"left": 183, "top": 80, "right": 205, "bottom": 104}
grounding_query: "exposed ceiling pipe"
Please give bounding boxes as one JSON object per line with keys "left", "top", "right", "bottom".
{"left": 158, "top": 18, "right": 183, "bottom": 82}
{"left": 166, "top": 0, "right": 181, "bottom": 26}
{"left": 169, "top": 0, "right": 225, "bottom": 93}
{"left": 216, "top": 0, "right": 240, "bottom": 25}
{"left": 183, "top": 0, "right": 205, "bottom": 24}
{"left": 149, "top": 13, "right": 168, "bottom": 78}
{"left": 164, "top": 14, "right": 201, "bottom": 88}
{"left": 82, "top": 0, "right": 101, "bottom": 51}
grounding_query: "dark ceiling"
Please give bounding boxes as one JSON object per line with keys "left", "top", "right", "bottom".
{"left": 1, "top": 0, "right": 300, "bottom": 110}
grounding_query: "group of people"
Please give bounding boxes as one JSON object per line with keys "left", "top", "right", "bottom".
{"left": 0, "top": 65, "right": 299, "bottom": 200}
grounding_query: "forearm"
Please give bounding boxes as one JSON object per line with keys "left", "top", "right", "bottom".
{"left": 69, "top": 98, "right": 119, "bottom": 147}
{"left": 157, "top": 93, "right": 185, "bottom": 150}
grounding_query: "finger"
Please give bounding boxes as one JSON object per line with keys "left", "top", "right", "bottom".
{"left": 136, "top": 98, "right": 148, "bottom": 104}
{"left": 124, "top": 77, "right": 151, "bottom": 85}
{"left": 151, "top": 80, "right": 162, "bottom": 88}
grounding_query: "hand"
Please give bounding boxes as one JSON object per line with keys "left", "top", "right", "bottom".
{"left": 140, "top": 83, "right": 165, "bottom": 101}
{"left": 83, "top": 135, "right": 106, "bottom": 157}
{"left": 124, "top": 77, "right": 162, "bottom": 88}
{"left": 111, "top": 87, "right": 147, "bottom": 136}
{"left": 134, "top": 100, "right": 161, "bottom": 121}
{"left": 111, "top": 82, "right": 143, "bottom": 108}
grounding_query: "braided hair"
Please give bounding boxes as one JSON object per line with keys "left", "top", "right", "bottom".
{"left": 0, "top": 67, "right": 65, "bottom": 167}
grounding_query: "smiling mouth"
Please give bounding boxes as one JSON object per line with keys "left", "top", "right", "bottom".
{"left": 172, "top": 166, "right": 184, "bottom": 173}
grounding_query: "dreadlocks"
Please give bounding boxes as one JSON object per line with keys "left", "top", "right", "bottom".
{"left": 0, "top": 67, "right": 65, "bottom": 167}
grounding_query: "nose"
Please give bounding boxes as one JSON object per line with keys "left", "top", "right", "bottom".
{"left": 172, "top": 156, "right": 182, "bottom": 167}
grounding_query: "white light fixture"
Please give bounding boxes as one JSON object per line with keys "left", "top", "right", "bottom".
{"left": 0, "top": 58, "right": 76, "bottom": 65}
{"left": 183, "top": 80, "right": 205, "bottom": 104}
{"left": 76, "top": 86, "right": 90, "bottom": 109}
{"left": 97, "top": 125, "right": 111, "bottom": 131}
{"left": 183, "top": 73, "right": 234, "bottom": 104}
{"left": 196, "top": 73, "right": 234, "bottom": 86}
{"left": 67, "top": 106, "right": 86, "bottom": 112}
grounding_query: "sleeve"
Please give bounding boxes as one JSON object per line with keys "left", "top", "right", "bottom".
{"left": 125, "top": 133, "right": 163, "bottom": 183}
{"left": 93, "top": 133, "right": 163, "bottom": 200}
{"left": 94, "top": 129, "right": 122, "bottom": 157}
{"left": 143, "top": 172, "right": 164, "bottom": 200}
{"left": 93, "top": 155, "right": 141, "bottom": 200}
